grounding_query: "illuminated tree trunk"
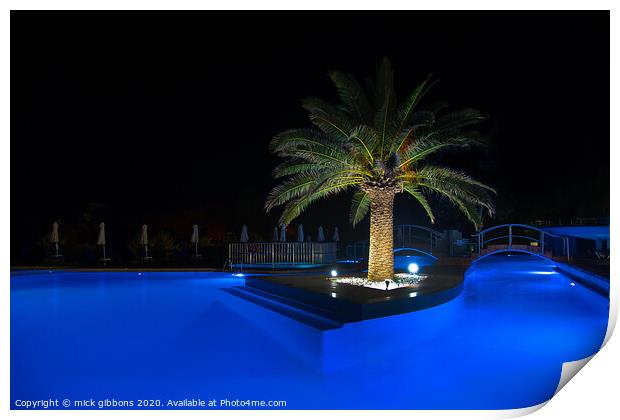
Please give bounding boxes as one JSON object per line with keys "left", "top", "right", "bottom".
{"left": 367, "top": 189, "right": 395, "bottom": 281}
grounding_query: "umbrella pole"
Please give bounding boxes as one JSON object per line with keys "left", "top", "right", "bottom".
{"left": 195, "top": 241, "right": 198, "bottom": 258}
{"left": 102, "top": 245, "right": 107, "bottom": 266}
{"left": 55, "top": 243, "right": 59, "bottom": 257}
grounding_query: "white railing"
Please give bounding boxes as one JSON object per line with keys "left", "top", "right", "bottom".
{"left": 472, "top": 224, "right": 571, "bottom": 261}
{"left": 228, "top": 242, "right": 337, "bottom": 265}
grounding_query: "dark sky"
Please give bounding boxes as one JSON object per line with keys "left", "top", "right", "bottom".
{"left": 11, "top": 11, "right": 610, "bottom": 257}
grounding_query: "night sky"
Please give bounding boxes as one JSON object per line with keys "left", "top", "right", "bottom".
{"left": 11, "top": 11, "right": 610, "bottom": 262}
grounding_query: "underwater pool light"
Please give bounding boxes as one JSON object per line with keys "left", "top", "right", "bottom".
{"left": 232, "top": 273, "right": 245, "bottom": 277}
{"left": 570, "top": 282, "right": 576, "bottom": 286}
{"left": 408, "top": 263, "right": 419, "bottom": 274}
{"left": 330, "top": 270, "right": 338, "bottom": 277}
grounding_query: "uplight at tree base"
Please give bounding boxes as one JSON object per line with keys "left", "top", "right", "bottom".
{"left": 408, "top": 263, "right": 420, "bottom": 274}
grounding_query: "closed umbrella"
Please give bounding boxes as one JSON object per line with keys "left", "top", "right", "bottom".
{"left": 50, "top": 221, "right": 61, "bottom": 258}
{"left": 332, "top": 226, "right": 340, "bottom": 242}
{"left": 190, "top": 224, "right": 200, "bottom": 257}
{"left": 97, "top": 222, "right": 109, "bottom": 264}
{"left": 140, "top": 224, "right": 150, "bottom": 260}
{"left": 272, "top": 226, "right": 279, "bottom": 242}
{"left": 297, "top": 224, "right": 304, "bottom": 242}
{"left": 317, "top": 226, "right": 325, "bottom": 242}
{"left": 240, "top": 225, "right": 249, "bottom": 243}
{"left": 279, "top": 224, "right": 287, "bottom": 242}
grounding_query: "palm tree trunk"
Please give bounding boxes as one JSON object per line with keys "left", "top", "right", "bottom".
{"left": 367, "top": 189, "right": 395, "bottom": 281}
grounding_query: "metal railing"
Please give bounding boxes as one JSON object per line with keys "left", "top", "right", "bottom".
{"left": 395, "top": 224, "right": 443, "bottom": 254}
{"left": 228, "top": 242, "right": 337, "bottom": 266}
{"left": 472, "top": 224, "right": 571, "bottom": 261}
{"left": 532, "top": 217, "right": 605, "bottom": 227}
{"left": 347, "top": 225, "right": 444, "bottom": 259}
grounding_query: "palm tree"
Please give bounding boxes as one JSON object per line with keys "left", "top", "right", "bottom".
{"left": 266, "top": 58, "right": 495, "bottom": 281}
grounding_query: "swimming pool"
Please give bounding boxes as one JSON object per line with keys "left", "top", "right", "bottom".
{"left": 10, "top": 254, "right": 609, "bottom": 409}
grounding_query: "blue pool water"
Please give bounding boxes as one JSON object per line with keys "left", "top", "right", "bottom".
{"left": 11, "top": 255, "right": 609, "bottom": 409}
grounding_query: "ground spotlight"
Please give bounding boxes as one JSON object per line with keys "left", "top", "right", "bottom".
{"left": 408, "top": 263, "right": 419, "bottom": 274}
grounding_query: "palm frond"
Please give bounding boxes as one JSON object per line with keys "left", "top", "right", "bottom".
{"left": 417, "top": 165, "right": 496, "bottom": 194}
{"left": 348, "top": 125, "right": 381, "bottom": 164}
{"left": 419, "top": 183, "right": 485, "bottom": 229}
{"left": 270, "top": 128, "right": 339, "bottom": 154}
{"left": 349, "top": 190, "right": 370, "bottom": 226}
{"left": 302, "top": 97, "right": 356, "bottom": 140}
{"left": 389, "top": 111, "right": 437, "bottom": 155}
{"left": 274, "top": 140, "right": 360, "bottom": 169}
{"left": 329, "top": 71, "right": 373, "bottom": 124}
{"left": 402, "top": 183, "right": 435, "bottom": 223}
{"left": 374, "top": 57, "right": 397, "bottom": 158}
{"left": 399, "top": 129, "right": 484, "bottom": 169}
{"left": 394, "top": 76, "right": 436, "bottom": 133}
{"left": 265, "top": 172, "right": 323, "bottom": 212}
{"left": 416, "top": 166, "right": 495, "bottom": 217}
{"left": 279, "top": 179, "right": 361, "bottom": 224}
{"left": 399, "top": 139, "right": 455, "bottom": 169}
{"left": 434, "top": 108, "right": 486, "bottom": 132}
{"left": 273, "top": 160, "right": 327, "bottom": 179}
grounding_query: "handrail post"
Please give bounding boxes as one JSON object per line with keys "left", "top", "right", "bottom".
{"left": 541, "top": 231, "right": 545, "bottom": 255}
{"left": 563, "top": 237, "right": 566, "bottom": 257}
{"left": 508, "top": 225, "right": 512, "bottom": 249}
{"left": 429, "top": 230, "right": 433, "bottom": 254}
{"left": 478, "top": 232, "right": 481, "bottom": 257}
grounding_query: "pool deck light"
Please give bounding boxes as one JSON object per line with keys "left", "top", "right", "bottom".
{"left": 408, "top": 263, "right": 420, "bottom": 274}
{"left": 330, "top": 270, "right": 338, "bottom": 277}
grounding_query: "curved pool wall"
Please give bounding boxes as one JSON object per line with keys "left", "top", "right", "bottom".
{"left": 10, "top": 255, "right": 609, "bottom": 409}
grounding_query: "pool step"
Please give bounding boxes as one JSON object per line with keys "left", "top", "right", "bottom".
{"left": 224, "top": 286, "right": 344, "bottom": 331}
{"left": 241, "top": 285, "right": 345, "bottom": 321}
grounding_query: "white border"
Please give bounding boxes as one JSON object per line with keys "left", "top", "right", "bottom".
{"left": 3, "top": 2, "right": 616, "bottom": 419}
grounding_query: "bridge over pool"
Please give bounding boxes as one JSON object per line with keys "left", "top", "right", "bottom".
{"left": 471, "top": 223, "right": 572, "bottom": 262}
